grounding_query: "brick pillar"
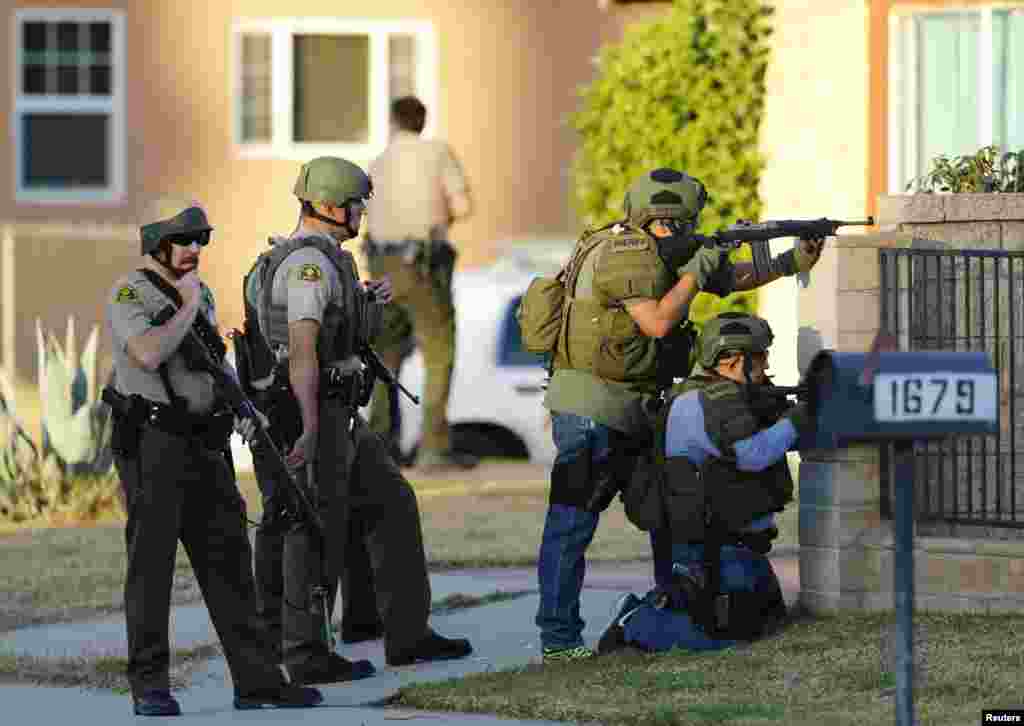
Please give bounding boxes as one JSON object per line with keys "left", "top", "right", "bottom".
{"left": 796, "top": 230, "right": 912, "bottom": 613}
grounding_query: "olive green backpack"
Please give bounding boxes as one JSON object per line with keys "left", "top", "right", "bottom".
{"left": 515, "top": 230, "right": 607, "bottom": 355}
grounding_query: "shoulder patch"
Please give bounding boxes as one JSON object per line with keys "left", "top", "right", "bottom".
{"left": 295, "top": 263, "right": 323, "bottom": 283}
{"left": 115, "top": 285, "right": 138, "bottom": 303}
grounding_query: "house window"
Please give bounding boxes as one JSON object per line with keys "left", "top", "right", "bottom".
{"left": 13, "top": 9, "right": 125, "bottom": 203}
{"left": 889, "top": 7, "right": 1024, "bottom": 193}
{"left": 233, "top": 19, "right": 438, "bottom": 162}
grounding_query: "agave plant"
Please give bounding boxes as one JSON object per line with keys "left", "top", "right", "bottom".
{"left": 36, "top": 316, "right": 114, "bottom": 479}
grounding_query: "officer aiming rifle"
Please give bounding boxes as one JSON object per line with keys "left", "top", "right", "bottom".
{"left": 656, "top": 216, "right": 875, "bottom": 285}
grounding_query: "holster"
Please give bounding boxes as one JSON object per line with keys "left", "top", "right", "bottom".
{"left": 103, "top": 386, "right": 146, "bottom": 458}
{"left": 101, "top": 385, "right": 233, "bottom": 454}
{"left": 320, "top": 367, "right": 365, "bottom": 406}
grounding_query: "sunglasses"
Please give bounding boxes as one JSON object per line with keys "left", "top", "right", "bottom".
{"left": 166, "top": 231, "right": 211, "bottom": 247}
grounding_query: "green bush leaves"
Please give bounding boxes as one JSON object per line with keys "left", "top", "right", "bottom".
{"left": 571, "top": 0, "right": 774, "bottom": 329}
{"left": 907, "top": 145, "right": 1024, "bottom": 194}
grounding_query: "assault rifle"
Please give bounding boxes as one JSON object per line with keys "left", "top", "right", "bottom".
{"left": 710, "top": 217, "right": 874, "bottom": 278}
{"left": 151, "top": 304, "right": 324, "bottom": 534}
{"left": 359, "top": 344, "right": 420, "bottom": 405}
{"left": 745, "top": 382, "right": 809, "bottom": 428}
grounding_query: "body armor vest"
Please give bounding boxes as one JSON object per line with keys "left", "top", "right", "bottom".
{"left": 659, "top": 375, "right": 794, "bottom": 540}
{"left": 244, "top": 235, "right": 368, "bottom": 371}
{"left": 552, "top": 223, "right": 674, "bottom": 390}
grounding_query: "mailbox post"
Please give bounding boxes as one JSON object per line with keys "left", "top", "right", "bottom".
{"left": 802, "top": 350, "right": 998, "bottom": 726}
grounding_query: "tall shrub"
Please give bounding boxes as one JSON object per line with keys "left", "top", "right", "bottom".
{"left": 571, "top": 0, "right": 774, "bottom": 329}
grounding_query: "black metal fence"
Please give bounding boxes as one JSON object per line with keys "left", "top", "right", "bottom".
{"left": 879, "top": 247, "right": 1024, "bottom": 530}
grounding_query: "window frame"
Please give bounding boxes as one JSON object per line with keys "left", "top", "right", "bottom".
{"left": 231, "top": 18, "right": 439, "bottom": 164}
{"left": 887, "top": 4, "right": 1020, "bottom": 194}
{"left": 11, "top": 8, "right": 126, "bottom": 204}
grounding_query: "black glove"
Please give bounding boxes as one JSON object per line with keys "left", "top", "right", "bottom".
{"left": 783, "top": 402, "right": 814, "bottom": 439}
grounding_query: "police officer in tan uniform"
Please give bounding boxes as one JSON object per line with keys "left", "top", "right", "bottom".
{"left": 105, "top": 198, "right": 322, "bottom": 716}
{"left": 364, "top": 96, "right": 476, "bottom": 471}
{"left": 242, "top": 158, "right": 472, "bottom": 684}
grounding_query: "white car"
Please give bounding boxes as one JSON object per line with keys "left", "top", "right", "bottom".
{"left": 389, "top": 240, "right": 576, "bottom": 466}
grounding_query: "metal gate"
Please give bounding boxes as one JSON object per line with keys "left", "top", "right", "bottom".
{"left": 879, "top": 247, "right": 1024, "bottom": 530}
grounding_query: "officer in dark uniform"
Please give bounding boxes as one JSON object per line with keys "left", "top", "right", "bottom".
{"left": 104, "top": 198, "right": 322, "bottom": 716}
{"left": 239, "top": 158, "right": 472, "bottom": 685}
{"left": 600, "top": 313, "right": 812, "bottom": 653}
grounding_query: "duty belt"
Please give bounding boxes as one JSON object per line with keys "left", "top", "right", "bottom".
{"left": 129, "top": 395, "right": 233, "bottom": 449}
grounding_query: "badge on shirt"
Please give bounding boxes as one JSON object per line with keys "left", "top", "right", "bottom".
{"left": 295, "top": 263, "right": 323, "bottom": 283}
{"left": 115, "top": 285, "right": 138, "bottom": 303}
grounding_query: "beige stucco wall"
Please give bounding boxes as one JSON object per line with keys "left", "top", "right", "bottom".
{"left": 0, "top": 1, "right": 619, "bottom": 380}
{"left": 758, "top": 0, "right": 871, "bottom": 385}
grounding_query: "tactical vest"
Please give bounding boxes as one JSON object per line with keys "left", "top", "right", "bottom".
{"left": 243, "top": 235, "right": 369, "bottom": 373}
{"left": 658, "top": 375, "right": 794, "bottom": 540}
{"left": 552, "top": 223, "right": 674, "bottom": 390}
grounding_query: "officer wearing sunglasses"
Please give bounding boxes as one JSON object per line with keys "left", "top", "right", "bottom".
{"left": 104, "top": 198, "right": 322, "bottom": 716}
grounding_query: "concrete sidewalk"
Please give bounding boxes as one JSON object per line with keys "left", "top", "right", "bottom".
{"left": 0, "top": 556, "right": 800, "bottom": 724}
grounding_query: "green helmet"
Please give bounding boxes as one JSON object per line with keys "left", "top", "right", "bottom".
{"left": 623, "top": 168, "right": 707, "bottom": 229}
{"left": 293, "top": 156, "right": 373, "bottom": 206}
{"left": 699, "top": 312, "right": 774, "bottom": 370}
{"left": 139, "top": 198, "right": 213, "bottom": 255}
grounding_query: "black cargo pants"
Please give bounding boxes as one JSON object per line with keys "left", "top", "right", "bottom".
{"left": 253, "top": 398, "right": 432, "bottom": 668}
{"left": 113, "top": 425, "right": 284, "bottom": 698}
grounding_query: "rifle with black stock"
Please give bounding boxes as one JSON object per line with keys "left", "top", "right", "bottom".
{"left": 157, "top": 302, "right": 341, "bottom": 648}
{"left": 149, "top": 304, "right": 325, "bottom": 535}
{"left": 710, "top": 216, "right": 875, "bottom": 279}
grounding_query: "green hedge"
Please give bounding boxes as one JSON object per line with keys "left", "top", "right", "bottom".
{"left": 571, "top": 0, "right": 774, "bottom": 331}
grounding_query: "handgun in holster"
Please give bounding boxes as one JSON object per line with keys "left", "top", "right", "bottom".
{"left": 101, "top": 386, "right": 146, "bottom": 458}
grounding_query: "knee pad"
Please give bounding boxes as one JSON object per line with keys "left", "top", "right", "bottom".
{"left": 549, "top": 452, "right": 594, "bottom": 509}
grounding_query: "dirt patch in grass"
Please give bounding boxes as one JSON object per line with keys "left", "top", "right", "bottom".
{"left": 392, "top": 610, "right": 1024, "bottom": 726}
{"left": 0, "top": 643, "right": 221, "bottom": 691}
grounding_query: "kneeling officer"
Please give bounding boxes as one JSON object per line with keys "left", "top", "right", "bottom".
{"left": 104, "top": 198, "right": 322, "bottom": 715}
{"left": 604, "top": 312, "right": 813, "bottom": 653}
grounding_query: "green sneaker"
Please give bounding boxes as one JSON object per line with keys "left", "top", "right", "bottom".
{"left": 542, "top": 645, "right": 596, "bottom": 664}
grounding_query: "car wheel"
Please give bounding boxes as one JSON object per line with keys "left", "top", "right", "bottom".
{"left": 450, "top": 425, "right": 529, "bottom": 460}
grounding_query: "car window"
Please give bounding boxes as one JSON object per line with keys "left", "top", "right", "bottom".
{"left": 499, "top": 296, "right": 546, "bottom": 367}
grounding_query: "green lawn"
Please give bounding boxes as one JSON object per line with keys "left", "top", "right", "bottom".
{"left": 393, "top": 610, "right": 1024, "bottom": 726}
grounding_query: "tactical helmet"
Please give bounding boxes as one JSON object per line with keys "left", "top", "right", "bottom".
{"left": 623, "top": 168, "right": 707, "bottom": 229}
{"left": 698, "top": 312, "right": 774, "bottom": 370}
{"left": 139, "top": 197, "right": 213, "bottom": 255}
{"left": 293, "top": 156, "right": 373, "bottom": 207}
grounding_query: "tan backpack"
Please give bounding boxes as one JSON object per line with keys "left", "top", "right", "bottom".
{"left": 515, "top": 229, "right": 607, "bottom": 355}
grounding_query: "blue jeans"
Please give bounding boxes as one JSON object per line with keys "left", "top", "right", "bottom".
{"left": 536, "top": 412, "right": 610, "bottom": 650}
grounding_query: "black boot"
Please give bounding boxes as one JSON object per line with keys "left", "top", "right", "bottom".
{"left": 133, "top": 689, "right": 182, "bottom": 717}
{"left": 341, "top": 619, "right": 385, "bottom": 644}
{"left": 597, "top": 593, "right": 644, "bottom": 655}
{"left": 286, "top": 653, "right": 376, "bottom": 685}
{"left": 234, "top": 684, "right": 323, "bottom": 710}
{"left": 386, "top": 629, "right": 473, "bottom": 666}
